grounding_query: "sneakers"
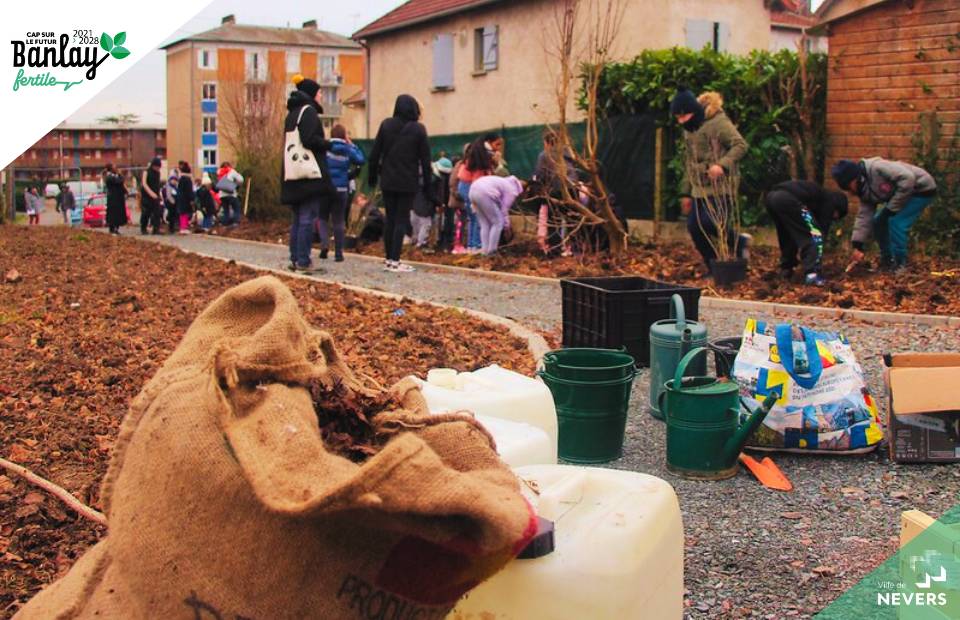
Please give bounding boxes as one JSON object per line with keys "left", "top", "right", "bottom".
{"left": 296, "top": 264, "right": 324, "bottom": 274}
{"left": 385, "top": 260, "right": 415, "bottom": 273}
{"left": 334, "top": 253, "right": 345, "bottom": 263}
{"left": 804, "top": 272, "right": 826, "bottom": 286}
{"left": 452, "top": 246, "right": 467, "bottom": 255}
{"left": 319, "top": 249, "right": 329, "bottom": 260}
{"left": 738, "top": 233, "right": 753, "bottom": 261}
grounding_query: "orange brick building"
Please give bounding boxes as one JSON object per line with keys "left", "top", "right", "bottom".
{"left": 162, "top": 15, "right": 364, "bottom": 177}
{"left": 816, "top": 0, "right": 960, "bottom": 176}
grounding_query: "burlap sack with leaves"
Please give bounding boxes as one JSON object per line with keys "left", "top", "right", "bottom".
{"left": 17, "top": 276, "right": 536, "bottom": 619}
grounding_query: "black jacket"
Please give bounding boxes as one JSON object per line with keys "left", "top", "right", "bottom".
{"left": 176, "top": 174, "right": 195, "bottom": 215}
{"left": 104, "top": 172, "right": 127, "bottom": 227}
{"left": 281, "top": 90, "right": 335, "bottom": 206}
{"left": 197, "top": 186, "right": 217, "bottom": 216}
{"left": 368, "top": 95, "right": 432, "bottom": 195}
{"left": 771, "top": 180, "right": 838, "bottom": 236}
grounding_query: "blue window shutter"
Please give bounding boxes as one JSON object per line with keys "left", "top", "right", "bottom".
{"left": 201, "top": 134, "right": 218, "bottom": 146}
{"left": 201, "top": 100, "right": 217, "bottom": 114}
{"left": 685, "top": 19, "right": 714, "bottom": 51}
{"left": 716, "top": 22, "right": 731, "bottom": 52}
{"left": 433, "top": 34, "right": 454, "bottom": 89}
{"left": 483, "top": 26, "right": 498, "bottom": 71}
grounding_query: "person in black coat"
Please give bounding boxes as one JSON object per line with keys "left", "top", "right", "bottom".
{"left": 281, "top": 75, "right": 335, "bottom": 272}
{"left": 367, "top": 94, "right": 433, "bottom": 273}
{"left": 175, "top": 162, "right": 195, "bottom": 234}
{"left": 103, "top": 163, "right": 128, "bottom": 234}
{"left": 764, "top": 180, "right": 849, "bottom": 286}
{"left": 140, "top": 157, "right": 163, "bottom": 235}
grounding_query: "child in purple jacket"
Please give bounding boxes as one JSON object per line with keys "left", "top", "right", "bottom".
{"left": 467, "top": 175, "right": 523, "bottom": 255}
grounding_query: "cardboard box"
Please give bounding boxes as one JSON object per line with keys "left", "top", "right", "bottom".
{"left": 883, "top": 353, "right": 960, "bottom": 463}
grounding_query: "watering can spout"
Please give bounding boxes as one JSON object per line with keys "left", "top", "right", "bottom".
{"left": 723, "top": 392, "right": 780, "bottom": 461}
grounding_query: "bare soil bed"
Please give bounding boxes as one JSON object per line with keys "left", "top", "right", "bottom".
{"left": 0, "top": 226, "right": 532, "bottom": 616}
{"left": 220, "top": 220, "right": 960, "bottom": 316}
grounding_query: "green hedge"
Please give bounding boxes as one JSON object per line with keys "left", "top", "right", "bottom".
{"left": 592, "top": 46, "right": 827, "bottom": 224}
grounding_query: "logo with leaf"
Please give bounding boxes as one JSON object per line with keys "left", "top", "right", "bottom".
{"left": 100, "top": 32, "right": 130, "bottom": 60}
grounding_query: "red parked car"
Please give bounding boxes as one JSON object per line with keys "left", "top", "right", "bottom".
{"left": 82, "top": 193, "right": 132, "bottom": 228}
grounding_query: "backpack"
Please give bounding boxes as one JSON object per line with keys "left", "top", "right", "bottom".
{"left": 216, "top": 174, "right": 237, "bottom": 193}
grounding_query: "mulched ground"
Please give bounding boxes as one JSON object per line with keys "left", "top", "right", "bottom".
{"left": 0, "top": 226, "right": 532, "bottom": 617}
{"left": 220, "top": 220, "right": 960, "bottom": 316}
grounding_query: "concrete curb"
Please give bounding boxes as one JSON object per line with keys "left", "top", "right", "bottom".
{"left": 199, "top": 234, "right": 960, "bottom": 327}
{"left": 173, "top": 246, "right": 552, "bottom": 364}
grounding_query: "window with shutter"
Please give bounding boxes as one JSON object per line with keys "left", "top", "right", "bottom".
{"left": 685, "top": 20, "right": 729, "bottom": 52}
{"left": 716, "top": 22, "right": 730, "bottom": 52}
{"left": 432, "top": 34, "right": 454, "bottom": 90}
{"left": 474, "top": 25, "right": 498, "bottom": 72}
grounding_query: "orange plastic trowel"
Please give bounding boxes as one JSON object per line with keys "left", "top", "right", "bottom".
{"left": 739, "top": 454, "right": 793, "bottom": 491}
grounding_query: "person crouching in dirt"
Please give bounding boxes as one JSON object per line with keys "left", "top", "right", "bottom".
{"left": 765, "top": 181, "right": 848, "bottom": 286}
{"left": 831, "top": 158, "right": 937, "bottom": 273}
{"left": 671, "top": 88, "right": 751, "bottom": 275}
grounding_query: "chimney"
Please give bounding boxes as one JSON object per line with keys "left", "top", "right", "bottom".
{"left": 222, "top": 15, "right": 236, "bottom": 25}
{"left": 303, "top": 20, "right": 318, "bottom": 30}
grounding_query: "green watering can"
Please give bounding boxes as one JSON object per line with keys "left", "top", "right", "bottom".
{"left": 648, "top": 294, "right": 707, "bottom": 420}
{"left": 660, "top": 347, "right": 779, "bottom": 480}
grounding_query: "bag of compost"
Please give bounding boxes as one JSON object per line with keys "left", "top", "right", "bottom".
{"left": 17, "top": 276, "right": 535, "bottom": 620}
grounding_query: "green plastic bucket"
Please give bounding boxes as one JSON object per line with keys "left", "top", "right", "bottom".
{"left": 538, "top": 369, "right": 636, "bottom": 463}
{"left": 542, "top": 348, "right": 636, "bottom": 382}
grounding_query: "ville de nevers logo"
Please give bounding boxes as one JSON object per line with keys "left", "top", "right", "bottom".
{"left": 11, "top": 30, "right": 130, "bottom": 92}
{"left": 876, "top": 561, "right": 949, "bottom": 608}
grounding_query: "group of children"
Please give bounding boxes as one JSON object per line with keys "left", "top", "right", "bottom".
{"left": 404, "top": 134, "right": 523, "bottom": 257}
{"left": 670, "top": 88, "right": 937, "bottom": 284}
{"left": 157, "top": 160, "right": 245, "bottom": 235}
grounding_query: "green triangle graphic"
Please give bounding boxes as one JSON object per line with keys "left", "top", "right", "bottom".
{"left": 817, "top": 503, "right": 960, "bottom": 619}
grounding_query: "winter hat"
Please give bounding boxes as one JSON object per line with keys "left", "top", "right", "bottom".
{"left": 831, "top": 160, "right": 861, "bottom": 190}
{"left": 150, "top": 156, "right": 162, "bottom": 167}
{"left": 433, "top": 157, "right": 453, "bottom": 175}
{"left": 292, "top": 73, "right": 320, "bottom": 98}
{"left": 827, "top": 190, "right": 849, "bottom": 219}
{"left": 670, "top": 88, "right": 702, "bottom": 117}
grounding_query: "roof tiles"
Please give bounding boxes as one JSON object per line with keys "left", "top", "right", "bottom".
{"left": 353, "top": 0, "right": 504, "bottom": 39}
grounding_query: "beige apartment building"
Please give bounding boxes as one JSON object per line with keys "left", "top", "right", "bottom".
{"left": 354, "top": 0, "right": 786, "bottom": 137}
{"left": 162, "top": 15, "right": 364, "bottom": 176}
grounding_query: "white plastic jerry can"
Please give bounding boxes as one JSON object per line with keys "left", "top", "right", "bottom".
{"left": 449, "top": 465, "right": 685, "bottom": 620}
{"left": 414, "top": 365, "right": 559, "bottom": 466}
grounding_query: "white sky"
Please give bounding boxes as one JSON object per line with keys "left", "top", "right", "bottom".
{"left": 68, "top": 0, "right": 406, "bottom": 123}
{"left": 70, "top": 0, "right": 828, "bottom": 124}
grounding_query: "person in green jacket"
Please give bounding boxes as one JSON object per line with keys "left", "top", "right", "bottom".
{"left": 671, "top": 89, "right": 751, "bottom": 272}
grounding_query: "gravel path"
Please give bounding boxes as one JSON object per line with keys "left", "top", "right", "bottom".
{"left": 137, "top": 231, "right": 960, "bottom": 619}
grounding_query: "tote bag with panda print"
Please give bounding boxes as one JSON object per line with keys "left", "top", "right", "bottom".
{"left": 284, "top": 106, "right": 323, "bottom": 182}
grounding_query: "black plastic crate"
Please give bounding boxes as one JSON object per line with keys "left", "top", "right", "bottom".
{"left": 560, "top": 276, "right": 701, "bottom": 367}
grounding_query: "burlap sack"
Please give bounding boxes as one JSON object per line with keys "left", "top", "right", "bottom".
{"left": 17, "top": 276, "right": 536, "bottom": 619}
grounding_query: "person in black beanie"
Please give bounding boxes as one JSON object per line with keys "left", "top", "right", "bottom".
{"left": 670, "top": 88, "right": 750, "bottom": 274}
{"left": 281, "top": 74, "right": 336, "bottom": 272}
{"left": 831, "top": 157, "right": 936, "bottom": 272}
{"left": 765, "top": 181, "right": 848, "bottom": 286}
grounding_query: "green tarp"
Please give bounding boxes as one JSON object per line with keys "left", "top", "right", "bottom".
{"left": 355, "top": 117, "right": 658, "bottom": 219}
